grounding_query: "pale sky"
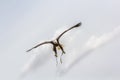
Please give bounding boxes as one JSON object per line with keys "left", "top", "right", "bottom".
{"left": 0, "top": 0, "right": 120, "bottom": 80}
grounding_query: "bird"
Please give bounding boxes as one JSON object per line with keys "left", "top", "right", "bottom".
{"left": 26, "top": 22, "right": 82, "bottom": 64}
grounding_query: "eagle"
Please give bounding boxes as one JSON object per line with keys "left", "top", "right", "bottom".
{"left": 26, "top": 22, "right": 82, "bottom": 63}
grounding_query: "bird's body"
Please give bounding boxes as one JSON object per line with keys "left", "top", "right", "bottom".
{"left": 26, "top": 22, "right": 82, "bottom": 63}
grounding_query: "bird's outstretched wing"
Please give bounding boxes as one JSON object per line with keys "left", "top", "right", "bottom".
{"left": 56, "top": 22, "right": 82, "bottom": 41}
{"left": 26, "top": 41, "right": 53, "bottom": 52}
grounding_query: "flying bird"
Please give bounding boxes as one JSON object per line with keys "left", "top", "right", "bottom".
{"left": 26, "top": 22, "right": 82, "bottom": 63}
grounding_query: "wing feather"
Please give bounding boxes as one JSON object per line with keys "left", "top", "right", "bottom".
{"left": 26, "top": 41, "right": 52, "bottom": 52}
{"left": 56, "top": 22, "right": 82, "bottom": 40}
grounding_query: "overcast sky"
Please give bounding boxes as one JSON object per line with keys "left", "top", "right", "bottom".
{"left": 0, "top": 0, "right": 120, "bottom": 80}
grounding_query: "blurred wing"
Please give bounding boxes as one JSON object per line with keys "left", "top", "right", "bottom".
{"left": 26, "top": 41, "right": 52, "bottom": 52}
{"left": 56, "top": 22, "right": 82, "bottom": 41}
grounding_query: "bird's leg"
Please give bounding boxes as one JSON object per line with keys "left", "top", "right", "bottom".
{"left": 59, "top": 46, "right": 64, "bottom": 64}
{"left": 60, "top": 54, "right": 63, "bottom": 64}
{"left": 56, "top": 40, "right": 65, "bottom": 64}
{"left": 53, "top": 45, "right": 58, "bottom": 64}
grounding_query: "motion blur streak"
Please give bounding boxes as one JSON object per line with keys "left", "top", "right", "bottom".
{"left": 58, "top": 26, "right": 120, "bottom": 76}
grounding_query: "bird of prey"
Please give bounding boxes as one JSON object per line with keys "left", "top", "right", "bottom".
{"left": 26, "top": 22, "right": 82, "bottom": 63}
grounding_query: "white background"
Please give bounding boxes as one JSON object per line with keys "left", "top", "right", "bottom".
{"left": 0, "top": 0, "right": 120, "bottom": 80}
